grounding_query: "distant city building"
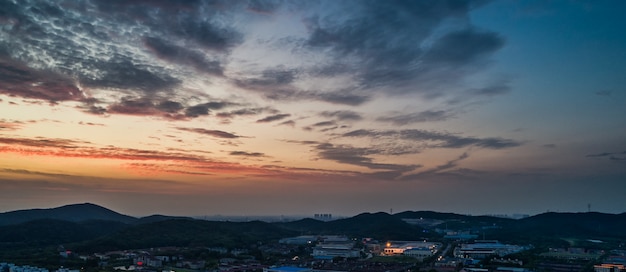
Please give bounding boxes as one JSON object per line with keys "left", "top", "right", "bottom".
{"left": 314, "top": 214, "right": 332, "bottom": 221}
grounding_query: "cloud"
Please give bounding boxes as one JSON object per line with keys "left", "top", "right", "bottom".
{"left": 0, "top": 0, "right": 509, "bottom": 121}
{"left": 233, "top": 67, "right": 372, "bottom": 106}
{"left": 403, "top": 152, "right": 470, "bottom": 179}
{"left": 0, "top": 57, "right": 82, "bottom": 102}
{"left": 586, "top": 151, "right": 626, "bottom": 162}
{"left": 303, "top": 1, "right": 505, "bottom": 98}
{"left": 78, "top": 58, "right": 181, "bottom": 93}
{"left": 78, "top": 121, "right": 104, "bottom": 126}
{"left": 319, "top": 110, "right": 363, "bottom": 121}
{"left": 315, "top": 143, "right": 420, "bottom": 173}
{"left": 256, "top": 113, "right": 291, "bottom": 123}
{"left": 0, "top": 119, "right": 24, "bottom": 131}
{"left": 0, "top": 137, "right": 86, "bottom": 149}
{"left": 278, "top": 120, "right": 296, "bottom": 127}
{"left": 0, "top": 136, "right": 206, "bottom": 162}
{"left": 376, "top": 110, "right": 453, "bottom": 125}
{"left": 423, "top": 28, "right": 504, "bottom": 65}
{"left": 107, "top": 97, "right": 160, "bottom": 116}
{"left": 176, "top": 127, "right": 242, "bottom": 139}
{"left": 468, "top": 81, "right": 511, "bottom": 96}
{"left": 144, "top": 37, "right": 224, "bottom": 75}
{"left": 312, "top": 121, "right": 336, "bottom": 127}
{"left": 594, "top": 90, "right": 612, "bottom": 97}
{"left": 216, "top": 107, "right": 276, "bottom": 120}
{"left": 229, "top": 151, "right": 267, "bottom": 157}
{"left": 342, "top": 129, "right": 522, "bottom": 150}
{"left": 156, "top": 100, "right": 185, "bottom": 113}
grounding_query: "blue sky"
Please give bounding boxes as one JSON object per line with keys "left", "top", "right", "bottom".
{"left": 0, "top": 0, "right": 624, "bottom": 216}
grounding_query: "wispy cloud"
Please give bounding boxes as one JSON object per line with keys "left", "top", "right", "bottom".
{"left": 342, "top": 129, "right": 522, "bottom": 150}
{"left": 377, "top": 110, "right": 454, "bottom": 125}
{"left": 586, "top": 151, "right": 626, "bottom": 162}
{"left": 319, "top": 110, "right": 363, "bottom": 121}
{"left": 256, "top": 113, "right": 291, "bottom": 123}
{"left": 229, "top": 151, "right": 267, "bottom": 157}
{"left": 176, "top": 127, "right": 243, "bottom": 139}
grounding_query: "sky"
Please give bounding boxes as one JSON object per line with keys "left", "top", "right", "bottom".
{"left": 0, "top": 0, "right": 625, "bottom": 217}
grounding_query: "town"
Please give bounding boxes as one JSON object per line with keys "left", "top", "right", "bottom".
{"left": 1, "top": 204, "right": 625, "bottom": 272}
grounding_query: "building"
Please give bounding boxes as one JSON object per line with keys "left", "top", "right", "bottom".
{"left": 594, "top": 264, "right": 626, "bottom": 272}
{"left": 383, "top": 241, "right": 439, "bottom": 259}
{"left": 312, "top": 241, "right": 360, "bottom": 259}
{"left": 314, "top": 214, "right": 332, "bottom": 221}
{"left": 264, "top": 267, "right": 312, "bottom": 272}
{"left": 454, "top": 240, "right": 526, "bottom": 259}
{"left": 279, "top": 236, "right": 316, "bottom": 245}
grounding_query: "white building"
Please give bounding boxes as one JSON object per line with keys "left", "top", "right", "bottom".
{"left": 455, "top": 240, "right": 526, "bottom": 259}
{"left": 312, "top": 241, "right": 360, "bottom": 259}
{"left": 383, "top": 241, "right": 440, "bottom": 259}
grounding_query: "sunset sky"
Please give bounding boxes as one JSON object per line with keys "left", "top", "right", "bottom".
{"left": 1, "top": 0, "right": 625, "bottom": 217}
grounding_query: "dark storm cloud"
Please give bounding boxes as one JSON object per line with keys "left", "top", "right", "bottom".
{"left": 144, "top": 37, "right": 223, "bottom": 75}
{"left": 234, "top": 67, "right": 371, "bottom": 106}
{"left": 107, "top": 98, "right": 156, "bottom": 115}
{"left": 229, "top": 151, "right": 266, "bottom": 157}
{"left": 319, "top": 110, "right": 363, "bottom": 121}
{"left": 256, "top": 113, "right": 291, "bottom": 123}
{"left": 423, "top": 28, "right": 504, "bottom": 65}
{"left": 78, "top": 58, "right": 181, "bottom": 92}
{"left": 343, "top": 129, "right": 521, "bottom": 150}
{"left": 186, "top": 101, "right": 236, "bottom": 117}
{"left": 315, "top": 143, "right": 420, "bottom": 172}
{"left": 304, "top": 0, "right": 505, "bottom": 98}
{"left": 316, "top": 92, "right": 371, "bottom": 106}
{"left": 0, "top": 57, "right": 82, "bottom": 102}
{"left": 172, "top": 16, "right": 243, "bottom": 52}
{"left": 0, "top": 0, "right": 242, "bottom": 107}
{"left": 156, "top": 100, "right": 184, "bottom": 113}
{"left": 246, "top": 0, "right": 281, "bottom": 14}
{"left": 376, "top": 110, "right": 453, "bottom": 125}
{"left": 89, "top": 0, "right": 242, "bottom": 52}
{"left": 176, "top": 127, "right": 242, "bottom": 139}
{"left": 185, "top": 104, "right": 212, "bottom": 118}
{"left": 1, "top": 0, "right": 507, "bottom": 119}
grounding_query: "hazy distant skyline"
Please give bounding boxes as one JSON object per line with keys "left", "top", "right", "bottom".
{"left": 1, "top": 0, "right": 625, "bottom": 217}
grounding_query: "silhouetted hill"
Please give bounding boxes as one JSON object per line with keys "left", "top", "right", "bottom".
{"left": 481, "top": 212, "right": 626, "bottom": 248}
{"left": 279, "top": 212, "right": 434, "bottom": 241}
{"left": 276, "top": 217, "right": 325, "bottom": 232}
{"left": 135, "top": 214, "right": 193, "bottom": 225}
{"left": 394, "top": 211, "right": 470, "bottom": 220}
{"left": 76, "top": 219, "right": 298, "bottom": 253}
{"left": 0, "top": 219, "right": 129, "bottom": 248}
{"left": 0, "top": 203, "right": 136, "bottom": 226}
{"left": 517, "top": 212, "right": 626, "bottom": 237}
